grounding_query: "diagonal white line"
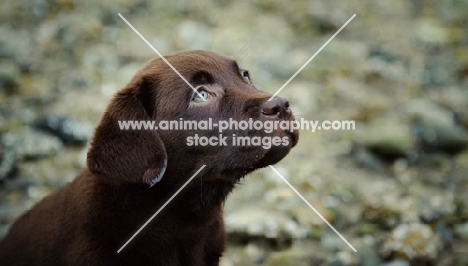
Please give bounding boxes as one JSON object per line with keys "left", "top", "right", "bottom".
{"left": 117, "top": 165, "right": 206, "bottom": 253}
{"left": 118, "top": 13, "right": 206, "bottom": 101}
{"left": 269, "top": 165, "right": 357, "bottom": 252}
{"left": 268, "top": 14, "right": 356, "bottom": 101}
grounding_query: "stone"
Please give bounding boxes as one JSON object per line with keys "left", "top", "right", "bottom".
{"left": 34, "top": 115, "right": 93, "bottom": 146}
{"left": 403, "top": 99, "right": 454, "bottom": 127}
{"left": 352, "top": 146, "right": 382, "bottom": 170}
{"left": 354, "top": 237, "right": 381, "bottom": 266}
{"left": 380, "top": 259, "right": 410, "bottom": 266}
{"left": 363, "top": 124, "right": 413, "bottom": 159}
{"left": 419, "top": 124, "right": 468, "bottom": 154}
{"left": 416, "top": 18, "right": 451, "bottom": 45}
{"left": 421, "top": 54, "right": 457, "bottom": 87}
{"left": 290, "top": 204, "right": 335, "bottom": 228}
{"left": 225, "top": 209, "right": 308, "bottom": 240}
{"left": 0, "top": 148, "right": 16, "bottom": 181}
{"left": 328, "top": 251, "right": 359, "bottom": 266}
{"left": 1, "top": 127, "right": 63, "bottom": 160}
{"left": 263, "top": 249, "right": 319, "bottom": 266}
{"left": 454, "top": 222, "right": 468, "bottom": 240}
{"left": 403, "top": 99, "right": 468, "bottom": 153}
{"left": 0, "top": 61, "right": 20, "bottom": 94}
{"left": 380, "top": 223, "right": 443, "bottom": 262}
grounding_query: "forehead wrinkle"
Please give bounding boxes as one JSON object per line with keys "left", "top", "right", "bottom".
{"left": 149, "top": 51, "right": 246, "bottom": 92}
{"left": 231, "top": 60, "right": 241, "bottom": 72}
{"left": 153, "top": 51, "right": 238, "bottom": 77}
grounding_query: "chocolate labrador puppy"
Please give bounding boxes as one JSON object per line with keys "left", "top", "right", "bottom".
{"left": 0, "top": 50, "right": 298, "bottom": 265}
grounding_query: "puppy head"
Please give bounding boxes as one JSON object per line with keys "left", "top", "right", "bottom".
{"left": 87, "top": 50, "right": 299, "bottom": 186}
{"left": 147, "top": 50, "right": 298, "bottom": 182}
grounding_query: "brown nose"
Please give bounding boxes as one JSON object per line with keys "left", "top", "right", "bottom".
{"left": 261, "top": 97, "right": 291, "bottom": 119}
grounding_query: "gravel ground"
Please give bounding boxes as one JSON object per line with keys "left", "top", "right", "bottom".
{"left": 1, "top": 0, "right": 468, "bottom": 265}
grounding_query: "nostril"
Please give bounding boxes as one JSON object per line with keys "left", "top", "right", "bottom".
{"left": 261, "top": 103, "right": 280, "bottom": 116}
{"left": 261, "top": 97, "right": 289, "bottom": 117}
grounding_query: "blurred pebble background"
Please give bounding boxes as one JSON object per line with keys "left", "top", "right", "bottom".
{"left": 1, "top": 0, "right": 468, "bottom": 265}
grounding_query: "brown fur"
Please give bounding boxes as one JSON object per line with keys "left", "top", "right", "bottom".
{"left": 0, "top": 50, "right": 298, "bottom": 265}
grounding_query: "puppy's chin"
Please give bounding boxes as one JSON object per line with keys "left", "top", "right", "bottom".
{"left": 253, "top": 142, "right": 293, "bottom": 169}
{"left": 219, "top": 133, "right": 297, "bottom": 182}
{"left": 256, "top": 130, "right": 298, "bottom": 165}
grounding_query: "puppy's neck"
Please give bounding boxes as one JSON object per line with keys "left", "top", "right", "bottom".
{"left": 185, "top": 178, "right": 236, "bottom": 216}
{"left": 85, "top": 171, "right": 237, "bottom": 218}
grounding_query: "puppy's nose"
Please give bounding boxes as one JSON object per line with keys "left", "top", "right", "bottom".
{"left": 261, "top": 97, "right": 291, "bottom": 119}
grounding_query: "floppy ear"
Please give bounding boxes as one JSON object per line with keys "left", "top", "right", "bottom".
{"left": 87, "top": 77, "right": 167, "bottom": 186}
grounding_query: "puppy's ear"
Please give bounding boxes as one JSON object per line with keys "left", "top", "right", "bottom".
{"left": 87, "top": 77, "right": 167, "bottom": 186}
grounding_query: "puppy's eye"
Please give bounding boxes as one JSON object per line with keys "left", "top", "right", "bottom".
{"left": 193, "top": 87, "right": 211, "bottom": 102}
{"left": 241, "top": 70, "right": 251, "bottom": 84}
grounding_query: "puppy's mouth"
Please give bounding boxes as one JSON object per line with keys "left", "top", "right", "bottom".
{"left": 289, "top": 128, "right": 299, "bottom": 147}
{"left": 255, "top": 130, "right": 298, "bottom": 167}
